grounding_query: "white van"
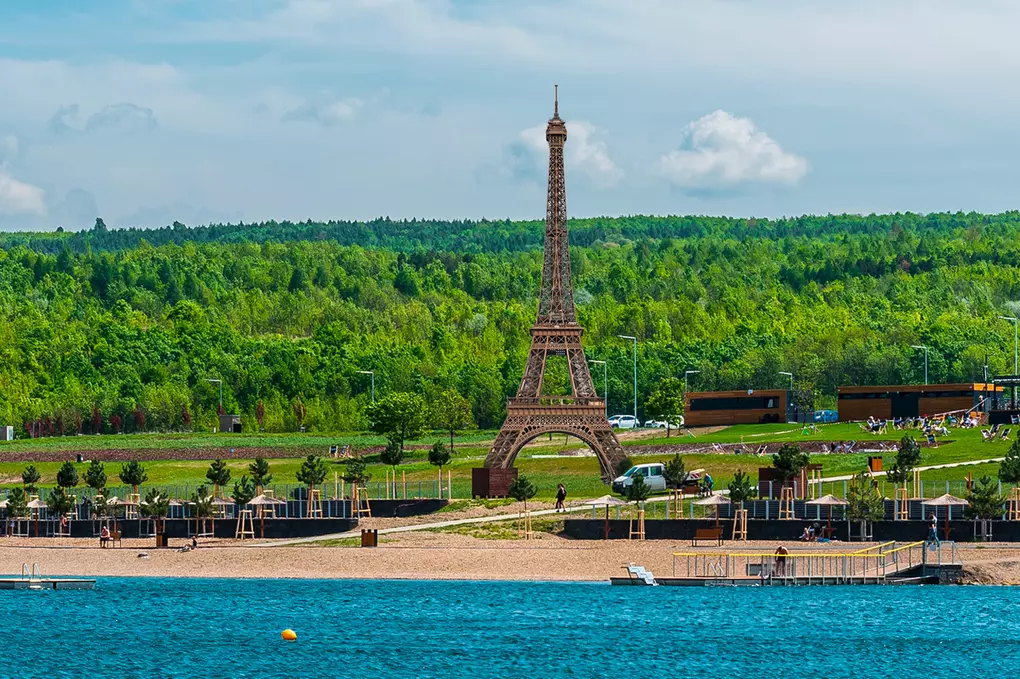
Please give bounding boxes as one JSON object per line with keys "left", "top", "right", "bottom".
{"left": 611, "top": 462, "right": 666, "bottom": 494}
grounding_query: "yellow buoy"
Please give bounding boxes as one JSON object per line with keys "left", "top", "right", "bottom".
{"left": 281, "top": 629, "right": 297, "bottom": 641}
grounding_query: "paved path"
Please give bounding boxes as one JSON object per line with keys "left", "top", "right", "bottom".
{"left": 255, "top": 456, "right": 1007, "bottom": 547}
{"left": 815, "top": 457, "right": 1004, "bottom": 484}
{"left": 252, "top": 503, "right": 598, "bottom": 547}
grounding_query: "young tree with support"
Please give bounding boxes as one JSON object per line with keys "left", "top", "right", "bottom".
{"left": 296, "top": 455, "right": 328, "bottom": 517}
{"left": 846, "top": 471, "right": 885, "bottom": 541}
{"left": 21, "top": 465, "right": 40, "bottom": 495}
{"left": 248, "top": 457, "right": 272, "bottom": 493}
{"left": 428, "top": 440, "right": 453, "bottom": 498}
{"left": 206, "top": 459, "right": 232, "bottom": 498}
{"left": 119, "top": 460, "right": 148, "bottom": 498}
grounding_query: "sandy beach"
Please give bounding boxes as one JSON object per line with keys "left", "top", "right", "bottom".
{"left": 3, "top": 530, "right": 1020, "bottom": 584}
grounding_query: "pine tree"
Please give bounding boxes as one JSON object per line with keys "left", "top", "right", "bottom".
{"left": 663, "top": 454, "right": 688, "bottom": 489}
{"left": 966, "top": 476, "right": 1004, "bottom": 520}
{"left": 1000, "top": 438, "right": 1020, "bottom": 485}
{"left": 508, "top": 474, "right": 538, "bottom": 510}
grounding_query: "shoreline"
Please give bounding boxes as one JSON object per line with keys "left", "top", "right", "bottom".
{"left": 3, "top": 533, "right": 1019, "bottom": 584}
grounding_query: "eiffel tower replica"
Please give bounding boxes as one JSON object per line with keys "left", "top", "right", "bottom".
{"left": 484, "top": 88, "right": 626, "bottom": 482}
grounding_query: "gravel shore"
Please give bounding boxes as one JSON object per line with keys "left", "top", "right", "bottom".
{"left": 2, "top": 532, "right": 1018, "bottom": 583}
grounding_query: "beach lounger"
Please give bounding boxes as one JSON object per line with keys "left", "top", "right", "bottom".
{"left": 1001, "top": 428, "right": 1012, "bottom": 442}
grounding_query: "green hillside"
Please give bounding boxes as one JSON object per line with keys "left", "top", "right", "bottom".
{"left": 2, "top": 212, "right": 1020, "bottom": 436}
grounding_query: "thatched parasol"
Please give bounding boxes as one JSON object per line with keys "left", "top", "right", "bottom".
{"left": 584, "top": 495, "right": 631, "bottom": 540}
{"left": 694, "top": 494, "right": 732, "bottom": 527}
{"left": 806, "top": 494, "right": 848, "bottom": 534}
{"left": 923, "top": 494, "right": 969, "bottom": 540}
{"left": 248, "top": 494, "right": 287, "bottom": 538}
{"left": 26, "top": 498, "right": 47, "bottom": 536}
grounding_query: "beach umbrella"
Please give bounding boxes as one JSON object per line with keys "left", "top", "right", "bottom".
{"left": 923, "top": 494, "right": 969, "bottom": 540}
{"left": 249, "top": 494, "right": 287, "bottom": 538}
{"left": 27, "top": 499, "right": 47, "bottom": 537}
{"left": 694, "top": 494, "right": 732, "bottom": 528}
{"left": 583, "top": 495, "right": 631, "bottom": 540}
{"left": 107, "top": 497, "right": 137, "bottom": 534}
{"left": 806, "top": 494, "right": 848, "bottom": 535}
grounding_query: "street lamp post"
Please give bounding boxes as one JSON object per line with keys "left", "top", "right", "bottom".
{"left": 204, "top": 379, "right": 223, "bottom": 408}
{"left": 617, "top": 335, "right": 637, "bottom": 420}
{"left": 588, "top": 360, "right": 607, "bottom": 417}
{"left": 357, "top": 371, "right": 375, "bottom": 403}
{"left": 778, "top": 371, "right": 794, "bottom": 391}
{"left": 684, "top": 370, "right": 700, "bottom": 394}
{"left": 999, "top": 316, "right": 1019, "bottom": 376}
{"left": 910, "top": 345, "right": 929, "bottom": 385}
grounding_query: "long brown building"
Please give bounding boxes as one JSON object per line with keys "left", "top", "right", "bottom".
{"left": 684, "top": 389, "right": 790, "bottom": 426}
{"left": 836, "top": 383, "right": 1000, "bottom": 422}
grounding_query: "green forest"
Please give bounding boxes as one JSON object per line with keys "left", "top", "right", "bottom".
{"left": 2, "top": 211, "right": 1020, "bottom": 437}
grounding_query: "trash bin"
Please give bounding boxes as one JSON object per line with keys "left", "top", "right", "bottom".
{"left": 361, "top": 529, "right": 378, "bottom": 548}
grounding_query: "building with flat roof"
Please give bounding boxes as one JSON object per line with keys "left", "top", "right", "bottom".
{"left": 684, "top": 389, "right": 790, "bottom": 427}
{"left": 836, "top": 383, "right": 1000, "bottom": 422}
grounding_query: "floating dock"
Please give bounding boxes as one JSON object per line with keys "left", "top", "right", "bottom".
{"left": 611, "top": 541, "right": 963, "bottom": 587}
{"left": 0, "top": 564, "right": 96, "bottom": 590}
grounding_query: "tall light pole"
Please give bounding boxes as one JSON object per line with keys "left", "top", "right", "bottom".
{"left": 204, "top": 379, "right": 222, "bottom": 408}
{"left": 684, "top": 370, "right": 700, "bottom": 394}
{"left": 617, "top": 335, "right": 637, "bottom": 419}
{"left": 911, "top": 345, "right": 928, "bottom": 385}
{"left": 357, "top": 370, "right": 375, "bottom": 403}
{"left": 588, "top": 360, "right": 607, "bottom": 417}
{"left": 999, "top": 316, "right": 1019, "bottom": 375}
{"left": 778, "top": 371, "right": 793, "bottom": 391}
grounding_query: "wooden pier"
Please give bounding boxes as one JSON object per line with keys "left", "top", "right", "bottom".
{"left": 0, "top": 564, "right": 96, "bottom": 591}
{"left": 611, "top": 541, "right": 962, "bottom": 587}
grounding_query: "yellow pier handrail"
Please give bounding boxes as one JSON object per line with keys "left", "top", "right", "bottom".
{"left": 852, "top": 541, "right": 896, "bottom": 555}
{"left": 671, "top": 552, "right": 886, "bottom": 559}
{"left": 881, "top": 541, "right": 924, "bottom": 556}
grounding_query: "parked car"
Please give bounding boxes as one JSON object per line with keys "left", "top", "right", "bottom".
{"left": 612, "top": 463, "right": 667, "bottom": 493}
{"left": 608, "top": 415, "right": 639, "bottom": 429}
{"left": 644, "top": 417, "right": 684, "bottom": 429}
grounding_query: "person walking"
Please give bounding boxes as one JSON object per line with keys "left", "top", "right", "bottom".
{"left": 555, "top": 484, "right": 566, "bottom": 512}
{"left": 927, "top": 511, "right": 940, "bottom": 547}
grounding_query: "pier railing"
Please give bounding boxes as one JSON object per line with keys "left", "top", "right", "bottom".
{"left": 671, "top": 541, "right": 938, "bottom": 584}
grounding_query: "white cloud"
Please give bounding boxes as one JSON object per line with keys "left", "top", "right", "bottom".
{"left": 282, "top": 97, "right": 363, "bottom": 126}
{"left": 507, "top": 120, "right": 622, "bottom": 188}
{"left": 0, "top": 168, "right": 46, "bottom": 216}
{"left": 656, "top": 110, "right": 807, "bottom": 192}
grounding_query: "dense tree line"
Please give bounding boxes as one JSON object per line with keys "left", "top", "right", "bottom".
{"left": 2, "top": 212, "right": 1020, "bottom": 437}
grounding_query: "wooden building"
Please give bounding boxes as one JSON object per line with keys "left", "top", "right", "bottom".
{"left": 836, "top": 383, "right": 999, "bottom": 422}
{"left": 684, "top": 389, "right": 790, "bottom": 427}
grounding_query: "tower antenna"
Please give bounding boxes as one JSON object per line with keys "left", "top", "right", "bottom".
{"left": 554, "top": 84, "right": 558, "bottom": 117}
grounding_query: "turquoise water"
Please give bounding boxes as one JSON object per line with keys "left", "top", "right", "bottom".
{"left": 7, "top": 578, "right": 1020, "bottom": 677}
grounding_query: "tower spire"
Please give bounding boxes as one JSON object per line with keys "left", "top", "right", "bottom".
{"left": 554, "top": 84, "right": 559, "bottom": 117}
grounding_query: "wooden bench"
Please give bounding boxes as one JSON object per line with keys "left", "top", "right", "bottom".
{"left": 692, "top": 527, "right": 723, "bottom": 546}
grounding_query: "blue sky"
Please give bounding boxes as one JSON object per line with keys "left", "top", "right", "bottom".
{"left": 1, "top": 0, "right": 1019, "bottom": 230}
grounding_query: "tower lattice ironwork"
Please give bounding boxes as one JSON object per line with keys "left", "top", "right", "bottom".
{"left": 485, "top": 87, "right": 626, "bottom": 480}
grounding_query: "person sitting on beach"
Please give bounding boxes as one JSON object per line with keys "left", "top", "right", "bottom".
{"left": 100, "top": 525, "right": 110, "bottom": 547}
{"left": 192, "top": 536, "right": 198, "bottom": 550}
{"left": 800, "top": 526, "right": 812, "bottom": 541}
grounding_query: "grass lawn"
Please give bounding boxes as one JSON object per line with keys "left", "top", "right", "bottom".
{"left": 0, "top": 424, "right": 1011, "bottom": 500}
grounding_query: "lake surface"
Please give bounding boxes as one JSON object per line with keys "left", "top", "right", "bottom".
{"left": 7, "top": 578, "right": 1020, "bottom": 677}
